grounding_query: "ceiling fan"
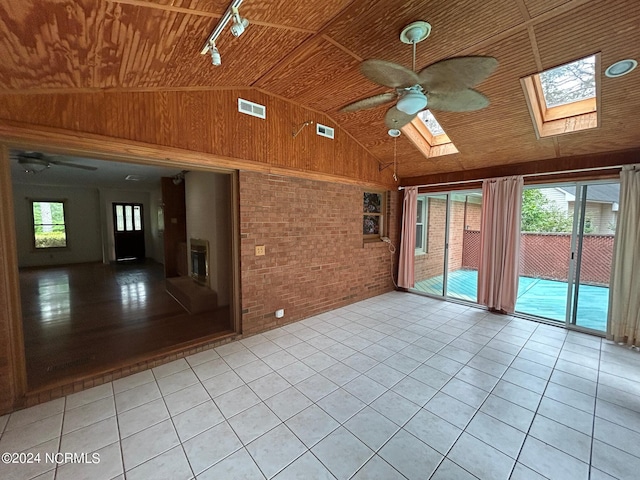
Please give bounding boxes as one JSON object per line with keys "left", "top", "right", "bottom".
{"left": 340, "top": 21, "right": 499, "bottom": 129}
{"left": 11, "top": 151, "right": 98, "bottom": 174}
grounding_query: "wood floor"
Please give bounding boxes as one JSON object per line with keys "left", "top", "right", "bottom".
{"left": 19, "top": 261, "right": 233, "bottom": 390}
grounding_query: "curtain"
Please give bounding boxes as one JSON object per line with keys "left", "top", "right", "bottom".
{"left": 608, "top": 165, "right": 640, "bottom": 345}
{"left": 478, "top": 176, "right": 524, "bottom": 313}
{"left": 398, "top": 187, "right": 418, "bottom": 288}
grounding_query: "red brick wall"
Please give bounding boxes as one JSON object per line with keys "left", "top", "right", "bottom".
{"left": 239, "top": 171, "right": 399, "bottom": 334}
{"left": 462, "top": 231, "right": 613, "bottom": 285}
{"left": 415, "top": 198, "right": 482, "bottom": 282}
{"left": 465, "top": 202, "right": 482, "bottom": 230}
{"left": 415, "top": 198, "right": 446, "bottom": 281}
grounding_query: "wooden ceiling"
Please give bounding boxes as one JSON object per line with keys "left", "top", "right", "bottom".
{"left": 0, "top": 0, "right": 639, "bottom": 181}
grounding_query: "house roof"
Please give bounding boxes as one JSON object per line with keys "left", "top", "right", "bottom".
{"left": 558, "top": 184, "right": 620, "bottom": 203}
{"left": 0, "top": 1, "right": 639, "bottom": 182}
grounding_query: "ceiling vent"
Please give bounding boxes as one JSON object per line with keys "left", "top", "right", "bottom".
{"left": 238, "top": 98, "right": 266, "bottom": 119}
{"left": 316, "top": 123, "right": 334, "bottom": 139}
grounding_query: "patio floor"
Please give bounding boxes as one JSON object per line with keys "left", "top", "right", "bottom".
{"left": 414, "top": 269, "right": 608, "bottom": 331}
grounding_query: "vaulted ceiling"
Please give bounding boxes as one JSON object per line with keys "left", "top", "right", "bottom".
{"left": 1, "top": 0, "right": 639, "bottom": 181}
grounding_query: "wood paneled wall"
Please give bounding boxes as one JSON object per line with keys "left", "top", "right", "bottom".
{"left": 0, "top": 146, "right": 26, "bottom": 413}
{"left": 0, "top": 88, "right": 395, "bottom": 187}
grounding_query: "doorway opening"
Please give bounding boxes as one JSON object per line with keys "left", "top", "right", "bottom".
{"left": 9, "top": 149, "right": 239, "bottom": 390}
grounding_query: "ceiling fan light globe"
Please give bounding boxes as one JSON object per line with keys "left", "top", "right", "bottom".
{"left": 397, "top": 91, "right": 427, "bottom": 115}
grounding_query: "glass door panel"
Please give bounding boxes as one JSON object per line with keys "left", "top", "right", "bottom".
{"left": 413, "top": 194, "right": 448, "bottom": 296}
{"left": 516, "top": 186, "right": 575, "bottom": 322}
{"left": 570, "top": 182, "right": 619, "bottom": 332}
{"left": 447, "top": 192, "right": 482, "bottom": 302}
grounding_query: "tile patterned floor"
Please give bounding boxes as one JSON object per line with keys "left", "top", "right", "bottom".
{"left": 1, "top": 291, "right": 640, "bottom": 480}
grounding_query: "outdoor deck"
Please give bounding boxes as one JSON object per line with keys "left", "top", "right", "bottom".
{"left": 414, "top": 269, "right": 608, "bottom": 331}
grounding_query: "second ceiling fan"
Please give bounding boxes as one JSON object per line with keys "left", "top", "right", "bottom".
{"left": 340, "top": 21, "right": 499, "bottom": 129}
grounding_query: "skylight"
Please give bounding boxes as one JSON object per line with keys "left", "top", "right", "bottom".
{"left": 539, "top": 55, "right": 596, "bottom": 108}
{"left": 417, "top": 110, "right": 445, "bottom": 136}
{"left": 402, "top": 109, "right": 458, "bottom": 158}
{"left": 521, "top": 53, "right": 600, "bottom": 138}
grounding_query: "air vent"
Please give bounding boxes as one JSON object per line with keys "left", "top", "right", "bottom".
{"left": 316, "top": 123, "right": 334, "bottom": 139}
{"left": 238, "top": 98, "right": 266, "bottom": 119}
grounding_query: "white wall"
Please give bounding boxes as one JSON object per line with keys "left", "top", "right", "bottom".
{"left": 185, "top": 172, "right": 232, "bottom": 307}
{"left": 12, "top": 184, "right": 103, "bottom": 267}
{"left": 540, "top": 187, "right": 572, "bottom": 213}
{"left": 149, "top": 187, "right": 165, "bottom": 264}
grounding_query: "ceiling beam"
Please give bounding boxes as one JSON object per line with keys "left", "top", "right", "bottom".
{"left": 401, "top": 148, "right": 640, "bottom": 187}
{"left": 108, "top": 0, "right": 315, "bottom": 34}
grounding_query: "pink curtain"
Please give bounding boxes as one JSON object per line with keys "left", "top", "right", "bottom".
{"left": 398, "top": 187, "right": 418, "bottom": 288}
{"left": 608, "top": 165, "right": 640, "bottom": 345}
{"left": 478, "top": 176, "right": 524, "bottom": 312}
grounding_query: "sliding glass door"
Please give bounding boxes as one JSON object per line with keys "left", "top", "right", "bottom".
{"left": 447, "top": 192, "right": 482, "bottom": 302}
{"left": 413, "top": 194, "right": 448, "bottom": 296}
{"left": 412, "top": 190, "right": 483, "bottom": 303}
{"left": 516, "top": 181, "right": 619, "bottom": 332}
{"left": 569, "top": 183, "right": 619, "bottom": 331}
{"left": 409, "top": 182, "right": 618, "bottom": 334}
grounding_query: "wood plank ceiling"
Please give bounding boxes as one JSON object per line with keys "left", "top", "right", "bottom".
{"left": 0, "top": 0, "right": 638, "bottom": 180}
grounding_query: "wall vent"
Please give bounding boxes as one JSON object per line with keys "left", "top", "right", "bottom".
{"left": 238, "top": 98, "right": 266, "bottom": 119}
{"left": 316, "top": 123, "right": 334, "bottom": 139}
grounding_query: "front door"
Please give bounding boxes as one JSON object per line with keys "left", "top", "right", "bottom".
{"left": 113, "top": 203, "right": 145, "bottom": 261}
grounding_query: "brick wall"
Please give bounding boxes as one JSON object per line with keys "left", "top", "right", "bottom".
{"left": 415, "top": 197, "right": 446, "bottom": 281}
{"left": 239, "top": 171, "right": 399, "bottom": 334}
{"left": 415, "top": 197, "right": 482, "bottom": 282}
{"left": 462, "top": 231, "right": 613, "bottom": 285}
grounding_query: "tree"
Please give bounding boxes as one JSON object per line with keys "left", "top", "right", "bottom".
{"left": 521, "top": 189, "right": 573, "bottom": 233}
{"left": 539, "top": 56, "right": 595, "bottom": 107}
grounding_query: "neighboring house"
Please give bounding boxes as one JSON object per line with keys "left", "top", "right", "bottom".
{"left": 538, "top": 185, "right": 619, "bottom": 233}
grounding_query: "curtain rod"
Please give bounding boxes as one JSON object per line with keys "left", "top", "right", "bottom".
{"left": 397, "top": 165, "right": 622, "bottom": 190}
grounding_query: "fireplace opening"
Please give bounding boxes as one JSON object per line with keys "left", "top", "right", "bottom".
{"left": 190, "top": 238, "right": 209, "bottom": 285}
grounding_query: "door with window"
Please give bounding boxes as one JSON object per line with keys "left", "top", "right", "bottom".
{"left": 113, "top": 203, "right": 145, "bottom": 261}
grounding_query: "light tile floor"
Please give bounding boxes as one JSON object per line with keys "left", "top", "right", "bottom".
{"left": 2, "top": 291, "right": 640, "bottom": 480}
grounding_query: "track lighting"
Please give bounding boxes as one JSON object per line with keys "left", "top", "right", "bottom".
{"left": 230, "top": 7, "right": 249, "bottom": 37}
{"left": 210, "top": 42, "right": 221, "bottom": 66}
{"left": 200, "top": 1, "right": 250, "bottom": 65}
{"left": 172, "top": 170, "right": 188, "bottom": 185}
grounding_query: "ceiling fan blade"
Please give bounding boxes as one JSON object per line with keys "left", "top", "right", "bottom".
{"left": 427, "top": 88, "right": 490, "bottom": 112}
{"left": 385, "top": 106, "right": 416, "bottom": 129}
{"left": 339, "top": 92, "right": 396, "bottom": 113}
{"left": 50, "top": 160, "right": 98, "bottom": 171}
{"left": 361, "top": 59, "right": 420, "bottom": 88}
{"left": 419, "top": 56, "right": 498, "bottom": 93}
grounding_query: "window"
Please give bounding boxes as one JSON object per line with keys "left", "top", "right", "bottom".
{"left": 363, "top": 191, "right": 387, "bottom": 240}
{"left": 401, "top": 110, "right": 459, "bottom": 158}
{"left": 416, "top": 196, "right": 427, "bottom": 253}
{"left": 32, "top": 200, "right": 67, "bottom": 248}
{"left": 521, "top": 54, "right": 599, "bottom": 138}
{"left": 114, "top": 203, "right": 143, "bottom": 232}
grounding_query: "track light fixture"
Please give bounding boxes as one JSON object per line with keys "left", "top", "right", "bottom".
{"left": 210, "top": 41, "right": 221, "bottom": 66}
{"left": 230, "top": 7, "right": 249, "bottom": 37}
{"left": 172, "top": 170, "right": 188, "bottom": 185}
{"left": 200, "top": 0, "right": 250, "bottom": 64}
